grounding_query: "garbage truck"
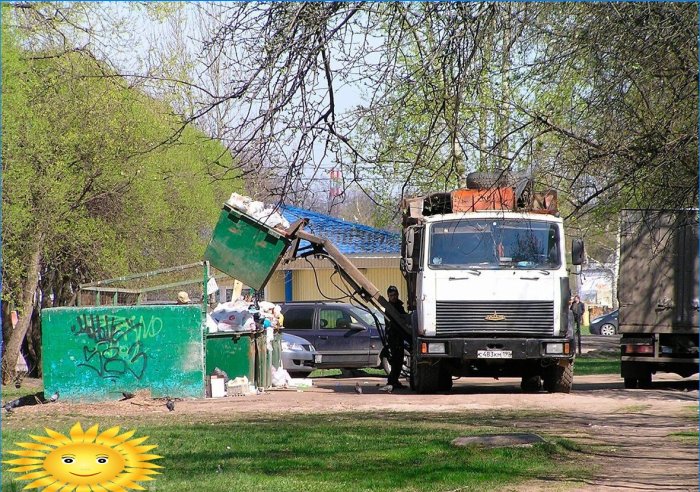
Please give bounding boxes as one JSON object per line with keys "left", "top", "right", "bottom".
{"left": 618, "top": 209, "right": 699, "bottom": 388}
{"left": 399, "top": 174, "right": 581, "bottom": 393}
{"left": 204, "top": 172, "right": 583, "bottom": 394}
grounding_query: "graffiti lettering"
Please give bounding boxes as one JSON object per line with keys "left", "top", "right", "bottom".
{"left": 70, "top": 314, "right": 153, "bottom": 380}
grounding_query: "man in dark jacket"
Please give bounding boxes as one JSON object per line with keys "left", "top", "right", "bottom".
{"left": 570, "top": 295, "right": 585, "bottom": 354}
{"left": 383, "top": 286, "right": 408, "bottom": 390}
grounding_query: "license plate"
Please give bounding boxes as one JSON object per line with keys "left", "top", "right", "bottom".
{"left": 477, "top": 350, "right": 512, "bottom": 359}
{"left": 314, "top": 354, "right": 323, "bottom": 363}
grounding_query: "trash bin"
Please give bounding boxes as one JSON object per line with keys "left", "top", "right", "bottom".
{"left": 254, "top": 331, "right": 271, "bottom": 389}
{"left": 204, "top": 205, "right": 291, "bottom": 291}
{"left": 271, "top": 330, "right": 282, "bottom": 369}
{"left": 205, "top": 332, "right": 256, "bottom": 383}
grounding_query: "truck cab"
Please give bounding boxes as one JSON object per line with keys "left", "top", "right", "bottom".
{"left": 402, "top": 185, "right": 578, "bottom": 394}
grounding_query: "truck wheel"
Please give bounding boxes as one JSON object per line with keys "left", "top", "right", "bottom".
{"left": 438, "top": 365, "right": 453, "bottom": 392}
{"left": 412, "top": 357, "right": 440, "bottom": 394}
{"left": 521, "top": 375, "right": 542, "bottom": 393}
{"left": 623, "top": 377, "right": 638, "bottom": 389}
{"left": 466, "top": 171, "right": 514, "bottom": 189}
{"left": 638, "top": 372, "right": 652, "bottom": 389}
{"left": 543, "top": 361, "right": 574, "bottom": 393}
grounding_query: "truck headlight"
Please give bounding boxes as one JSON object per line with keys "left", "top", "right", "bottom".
{"left": 545, "top": 343, "right": 564, "bottom": 354}
{"left": 428, "top": 343, "right": 446, "bottom": 354}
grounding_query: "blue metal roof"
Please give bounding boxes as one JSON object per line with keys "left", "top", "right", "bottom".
{"left": 281, "top": 205, "right": 400, "bottom": 255}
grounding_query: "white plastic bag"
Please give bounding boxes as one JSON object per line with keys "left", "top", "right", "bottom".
{"left": 271, "top": 366, "right": 293, "bottom": 387}
{"left": 211, "top": 301, "right": 253, "bottom": 332}
{"left": 205, "top": 313, "right": 218, "bottom": 333}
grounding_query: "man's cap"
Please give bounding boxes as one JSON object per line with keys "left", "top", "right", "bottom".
{"left": 387, "top": 285, "right": 399, "bottom": 294}
{"left": 177, "top": 291, "right": 191, "bottom": 303}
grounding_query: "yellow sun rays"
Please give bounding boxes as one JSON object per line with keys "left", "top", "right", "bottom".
{"left": 3, "top": 422, "right": 163, "bottom": 491}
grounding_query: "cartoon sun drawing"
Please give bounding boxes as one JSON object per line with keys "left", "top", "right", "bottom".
{"left": 3, "top": 422, "right": 162, "bottom": 491}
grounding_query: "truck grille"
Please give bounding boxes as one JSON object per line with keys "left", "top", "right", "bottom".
{"left": 435, "top": 301, "right": 554, "bottom": 336}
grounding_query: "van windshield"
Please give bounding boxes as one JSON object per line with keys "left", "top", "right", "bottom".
{"left": 428, "top": 219, "right": 561, "bottom": 270}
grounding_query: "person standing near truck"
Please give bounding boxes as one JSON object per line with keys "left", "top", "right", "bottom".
{"left": 382, "top": 286, "right": 408, "bottom": 390}
{"left": 570, "top": 295, "right": 585, "bottom": 354}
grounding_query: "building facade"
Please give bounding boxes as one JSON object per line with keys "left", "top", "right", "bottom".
{"left": 263, "top": 206, "right": 406, "bottom": 302}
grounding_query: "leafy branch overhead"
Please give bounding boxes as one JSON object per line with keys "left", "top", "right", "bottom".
{"left": 183, "top": 2, "right": 697, "bottom": 217}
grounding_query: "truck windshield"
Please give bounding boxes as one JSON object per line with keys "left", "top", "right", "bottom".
{"left": 428, "top": 219, "right": 561, "bottom": 269}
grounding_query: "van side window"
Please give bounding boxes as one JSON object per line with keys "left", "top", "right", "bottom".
{"left": 283, "top": 307, "right": 314, "bottom": 330}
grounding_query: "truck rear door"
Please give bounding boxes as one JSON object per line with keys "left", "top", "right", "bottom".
{"left": 619, "top": 210, "right": 699, "bottom": 333}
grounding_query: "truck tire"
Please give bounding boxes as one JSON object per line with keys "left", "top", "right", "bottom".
{"left": 520, "top": 375, "right": 543, "bottom": 393}
{"left": 543, "top": 361, "right": 574, "bottom": 393}
{"left": 638, "top": 372, "right": 652, "bottom": 389}
{"left": 438, "top": 364, "right": 453, "bottom": 392}
{"left": 466, "top": 171, "right": 514, "bottom": 189}
{"left": 623, "top": 377, "right": 638, "bottom": 389}
{"left": 412, "top": 357, "right": 441, "bottom": 394}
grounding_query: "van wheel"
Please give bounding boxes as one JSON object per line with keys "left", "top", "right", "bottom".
{"left": 381, "top": 349, "right": 411, "bottom": 378}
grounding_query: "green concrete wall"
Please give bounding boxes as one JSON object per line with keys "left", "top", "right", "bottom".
{"left": 42, "top": 305, "right": 204, "bottom": 402}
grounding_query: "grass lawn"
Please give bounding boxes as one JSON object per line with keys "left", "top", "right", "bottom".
{"left": 2, "top": 412, "right": 589, "bottom": 492}
{"left": 574, "top": 358, "right": 620, "bottom": 375}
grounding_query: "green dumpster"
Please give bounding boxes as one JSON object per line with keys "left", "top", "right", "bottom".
{"left": 205, "top": 332, "right": 256, "bottom": 384}
{"left": 271, "top": 330, "right": 282, "bottom": 369}
{"left": 204, "top": 205, "right": 291, "bottom": 291}
{"left": 254, "top": 331, "right": 271, "bottom": 389}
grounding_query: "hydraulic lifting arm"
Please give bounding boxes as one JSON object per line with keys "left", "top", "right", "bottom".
{"left": 285, "top": 228, "right": 412, "bottom": 339}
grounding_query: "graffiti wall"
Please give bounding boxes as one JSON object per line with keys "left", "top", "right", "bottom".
{"left": 42, "top": 305, "right": 204, "bottom": 401}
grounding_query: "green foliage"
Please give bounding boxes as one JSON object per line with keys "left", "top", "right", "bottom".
{"left": 1, "top": 12, "right": 240, "bottom": 309}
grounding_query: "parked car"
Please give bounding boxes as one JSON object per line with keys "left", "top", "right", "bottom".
{"left": 281, "top": 332, "right": 319, "bottom": 377}
{"left": 589, "top": 309, "right": 619, "bottom": 336}
{"left": 280, "top": 302, "right": 386, "bottom": 371}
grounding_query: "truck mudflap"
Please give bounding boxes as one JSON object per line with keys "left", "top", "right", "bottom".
{"left": 415, "top": 337, "right": 575, "bottom": 360}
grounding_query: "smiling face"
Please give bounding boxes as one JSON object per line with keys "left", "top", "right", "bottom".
{"left": 43, "top": 442, "right": 126, "bottom": 485}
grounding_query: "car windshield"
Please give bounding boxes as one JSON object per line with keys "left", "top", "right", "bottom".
{"left": 348, "top": 306, "right": 382, "bottom": 327}
{"left": 429, "top": 218, "right": 561, "bottom": 270}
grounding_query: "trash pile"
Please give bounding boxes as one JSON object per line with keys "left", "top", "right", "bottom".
{"left": 206, "top": 300, "right": 283, "bottom": 334}
{"left": 205, "top": 297, "right": 309, "bottom": 393}
{"left": 226, "top": 192, "right": 290, "bottom": 229}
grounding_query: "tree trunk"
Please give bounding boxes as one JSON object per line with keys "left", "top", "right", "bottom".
{"left": 1, "top": 300, "right": 13, "bottom": 361}
{"left": 612, "top": 219, "right": 621, "bottom": 310}
{"left": 26, "top": 297, "right": 43, "bottom": 377}
{"left": 2, "top": 236, "right": 42, "bottom": 384}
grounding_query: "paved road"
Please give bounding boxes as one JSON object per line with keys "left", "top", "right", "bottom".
{"left": 580, "top": 334, "right": 620, "bottom": 355}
